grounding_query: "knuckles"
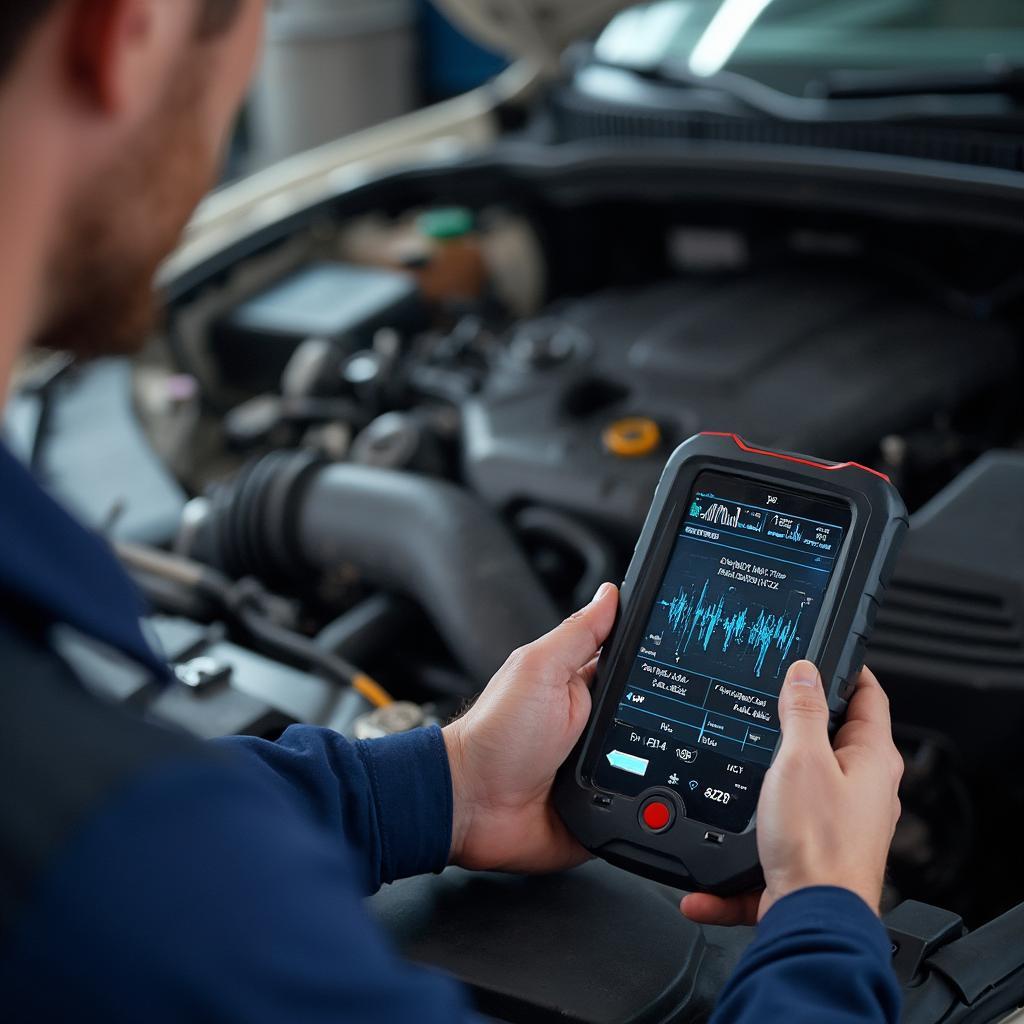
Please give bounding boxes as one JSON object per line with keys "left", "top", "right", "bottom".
{"left": 503, "top": 645, "right": 536, "bottom": 676}
{"left": 562, "top": 609, "right": 602, "bottom": 651}
{"left": 888, "top": 747, "right": 906, "bottom": 787}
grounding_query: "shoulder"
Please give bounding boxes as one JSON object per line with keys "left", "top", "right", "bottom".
{"left": 0, "top": 620, "right": 203, "bottom": 931}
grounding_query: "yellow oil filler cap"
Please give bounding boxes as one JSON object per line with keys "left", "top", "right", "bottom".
{"left": 603, "top": 417, "right": 661, "bottom": 458}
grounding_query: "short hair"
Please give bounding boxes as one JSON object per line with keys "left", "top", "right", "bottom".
{"left": 0, "top": 6, "right": 59, "bottom": 81}
{"left": 0, "top": 0, "right": 244, "bottom": 79}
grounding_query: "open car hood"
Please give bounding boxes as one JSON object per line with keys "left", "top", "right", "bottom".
{"left": 434, "top": 0, "right": 639, "bottom": 66}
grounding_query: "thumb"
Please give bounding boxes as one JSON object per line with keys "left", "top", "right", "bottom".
{"left": 523, "top": 582, "right": 619, "bottom": 678}
{"left": 776, "top": 660, "right": 832, "bottom": 758}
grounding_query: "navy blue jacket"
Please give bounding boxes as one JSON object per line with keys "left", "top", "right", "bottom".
{"left": 0, "top": 442, "right": 900, "bottom": 1022}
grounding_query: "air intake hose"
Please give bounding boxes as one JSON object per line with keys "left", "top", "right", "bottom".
{"left": 198, "top": 452, "right": 561, "bottom": 684}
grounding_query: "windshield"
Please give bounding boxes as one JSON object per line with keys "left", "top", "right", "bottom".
{"left": 595, "top": 0, "right": 1024, "bottom": 91}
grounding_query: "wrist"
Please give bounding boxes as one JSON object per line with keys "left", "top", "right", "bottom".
{"left": 442, "top": 721, "right": 475, "bottom": 867}
{"left": 770, "top": 872, "right": 883, "bottom": 916}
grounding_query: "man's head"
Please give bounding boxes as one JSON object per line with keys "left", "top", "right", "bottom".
{"left": 0, "top": 1, "right": 264, "bottom": 362}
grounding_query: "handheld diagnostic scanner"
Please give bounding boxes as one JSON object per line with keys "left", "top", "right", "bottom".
{"left": 555, "top": 432, "right": 908, "bottom": 894}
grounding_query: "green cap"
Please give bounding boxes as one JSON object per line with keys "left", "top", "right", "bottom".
{"left": 417, "top": 207, "right": 475, "bottom": 241}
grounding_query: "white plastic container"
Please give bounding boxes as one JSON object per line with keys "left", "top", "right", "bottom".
{"left": 251, "top": 0, "right": 416, "bottom": 165}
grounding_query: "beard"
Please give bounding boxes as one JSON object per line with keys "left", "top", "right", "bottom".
{"left": 34, "top": 58, "right": 220, "bottom": 359}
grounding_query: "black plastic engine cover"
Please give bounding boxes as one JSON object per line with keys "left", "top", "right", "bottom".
{"left": 370, "top": 860, "right": 992, "bottom": 1023}
{"left": 461, "top": 271, "right": 1016, "bottom": 536}
{"left": 871, "top": 450, "right": 1024, "bottom": 709}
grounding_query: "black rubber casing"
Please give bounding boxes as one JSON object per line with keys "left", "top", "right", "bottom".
{"left": 555, "top": 432, "right": 908, "bottom": 894}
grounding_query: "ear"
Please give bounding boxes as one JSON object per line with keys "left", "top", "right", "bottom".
{"left": 64, "top": 0, "right": 192, "bottom": 116}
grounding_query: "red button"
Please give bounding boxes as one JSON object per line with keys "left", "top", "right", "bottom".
{"left": 641, "top": 800, "right": 672, "bottom": 831}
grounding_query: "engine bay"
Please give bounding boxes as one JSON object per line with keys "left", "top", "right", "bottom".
{"left": 16, "top": 144, "right": 1024, "bottom": 1022}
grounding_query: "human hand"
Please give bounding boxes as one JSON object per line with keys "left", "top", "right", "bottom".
{"left": 443, "top": 582, "right": 619, "bottom": 873}
{"left": 682, "top": 661, "right": 903, "bottom": 925}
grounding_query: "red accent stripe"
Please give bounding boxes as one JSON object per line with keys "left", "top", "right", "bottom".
{"left": 700, "top": 432, "right": 891, "bottom": 483}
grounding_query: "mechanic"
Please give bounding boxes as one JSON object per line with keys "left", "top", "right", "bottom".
{"left": 0, "top": 3, "right": 904, "bottom": 1022}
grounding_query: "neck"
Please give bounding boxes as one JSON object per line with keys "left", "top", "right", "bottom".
{"left": 0, "top": 218, "right": 39, "bottom": 407}
{"left": 0, "top": 93, "right": 64, "bottom": 410}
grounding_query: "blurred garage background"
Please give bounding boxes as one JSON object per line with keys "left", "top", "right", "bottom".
{"left": 9, "top": 3, "right": 1024, "bottom": 1020}
{"left": 233, "top": 0, "right": 507, "bottom": 176}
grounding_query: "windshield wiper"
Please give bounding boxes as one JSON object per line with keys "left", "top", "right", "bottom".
{"left": 821, "top": 63, "right": 1024, "bottom": 102}
{"left": 599, "top": 57, "right": 1024, "bottom": 123}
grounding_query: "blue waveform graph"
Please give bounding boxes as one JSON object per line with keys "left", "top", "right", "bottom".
{"left": 700, "top": 502, "right": 741, "bottom": 527}
{"left": 658, "top": 578, "right": 812, "bottom": 679}
{"left": 694, "top": 501, "right": 764, "bottom": 533}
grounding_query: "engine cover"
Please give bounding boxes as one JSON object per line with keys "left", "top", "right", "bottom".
{"left": 461, "top": 270, "right": 1017, "bottom": 535}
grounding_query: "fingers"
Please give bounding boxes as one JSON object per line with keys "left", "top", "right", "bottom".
{"left": 680, "top": 891, "right": 761, "bottom": 927}
{"left": 834, "top": 667, "right": 892, "bottom": 747}
{"left": 775, "top": 660, "right": 832, "bottom": 758}
{"left": 514, "top": 583, "right": 618, "bottom": 679}
{"left": 833, "top": 666, "right": 903, "bottom": 784}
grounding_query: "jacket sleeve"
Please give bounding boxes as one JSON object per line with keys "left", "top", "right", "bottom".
{"left": 213, "top": 724, "right": 453, "bottom": 895}
{"left": 710, "top": 887, "right": 902, "bottom": 1024}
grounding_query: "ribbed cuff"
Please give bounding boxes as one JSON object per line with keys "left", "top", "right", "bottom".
{"left": 757, "top": 886, "right": 893, "bottom": 963}
{"left": 356, "top": 725, "right": 453, "bottom": 884}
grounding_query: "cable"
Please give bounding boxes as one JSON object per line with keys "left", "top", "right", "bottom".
{"left": 227, "top": 581, "right": 394, "bottom": 709}
{"left": 115, "top": 541, "right": 394, "bottom": 709}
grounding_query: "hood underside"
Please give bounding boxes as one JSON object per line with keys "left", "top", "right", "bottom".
{"left": 434, "top": 0, "right": 639, "bottom": 67}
